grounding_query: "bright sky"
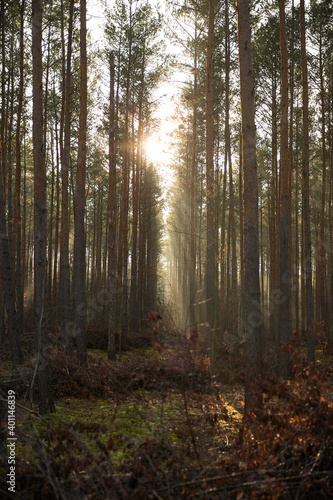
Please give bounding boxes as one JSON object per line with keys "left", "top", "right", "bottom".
{"left": 86, "top": 0, "right": 181, "bottom": 191}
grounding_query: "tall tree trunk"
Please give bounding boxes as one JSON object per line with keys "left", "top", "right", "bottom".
{"left": 32, "top": 0, "right": 55, "bottom": 414}
{"left": 239, "top": 132, "right": 244, "bottom": 338}
{"left": 278, "top": 0, "right": 292, "bottom": 378}
{"left": 47, "top": 124, "right": 55, "bottom": 313}
{"left": 205, "top": 0, "right": 215, "bottom": 341}
{"left": 130, "top": 48, "right": 145, "bottom": 334}
{"left": 290, "top": 0, "right": 299, "bottom": 336}
{"left": 74, "top": 0, "right": 87, "bottom": 366}
{"left": 236, "top": 0, "right": 262, "bottom": 415}
{"left": 225, "top": 0, "right": 238, "bottom": 340}
{"left": 328, "top": 72, "right": 333, "bottom": 338}
{"left": 0, "top": 0, "right": 22, "bottom": 365}
{"left": 120, "top": 5, "right": 133, "bottom": 350}
{"left": 220, "top": 157, "right": 227, "bottom": 335}
{"left": 52, "top": 120, "right": 60, "bottom": 311}
{"left": 7, "top": 53, "right": 14, "bottom": 274}
{"left": 190, "top": 24, "right": 198, "bottom": 332}
{"left": 96, "top": 184, "right": 102, "bottom": 294}
{"left": 300, "top": 0, "right": 315, "bottom": 363}
{"left": 13, "top": 0, "right": 26, "bottom": 341}
{"left": 270, "top": 68, "right": 279, "bottom": 345}
{"left": 0, "top": 130, "right": 22, "bottom": 366}
{"left": 0, "top": 0, "right": 5, "bottom": 203}
{"left": 22, "top": 146, "right": 27, "bottom": 290}
{"left": 318, "top": 33, "right": 328, "bottom": 335}
{"left": 60, "top": 0, "right": 74, "bottom": 358}
{"left": 108, "top": 52, "right": 117, "bottom": 361}
{"left": 138, "top": 163, "right": 146, "bottom": 331}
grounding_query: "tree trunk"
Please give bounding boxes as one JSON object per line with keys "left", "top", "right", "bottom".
{"left": 205, "top": 0, "right": 215, "bottom": 339}
{"left": 108, "top": 53, "right": 117, "bottom": 361}
{"left": 190, "top": 24, "right": 198, "bottom": 332}
{"left": 60, "top": 0, "right": 74, "bottom": 359}
{"left": 130, "top": 49, "right": 145, "bottom": 334}
{"left": 0, "top": 0, "right": 22, "bottom": 365}
{"left": 120, "top": 13, "right": 133, "bottom": 350}
{"left": 52, "top": 121, "right": 60, "bottom": 312}
{"left": 0, "top": 137, "right": 22, "bottom": 366}
{"left": 270, "top": 67, "right": 279, "bottom": 345}
{"left": 236, "top": 0, "right": 262, "bottom": 415}
{"left": 318, "top": 33, "right": 328, "bottom": 335}
{"left": 300, "top": 0, "right": 315, "bottom": 363}
{"left": 32, "top": 0, "right": 55, "bottom": 414}
{"left": 13, "top": 0, "right": 26, "bottom": 341}
{"left": 74, "top": 0, "right": 87, "bottom": 366}
{"left": 278, "top": 0, "right": 292, "bottom": 378}
{"left": 239, "top": 131, "right": 244, "bottom": 339}
{"left": 225, "top": 0, "right": 238, "bottom": 340}
{"left": 290, "top": 0, "right": 299, "bottom": 336}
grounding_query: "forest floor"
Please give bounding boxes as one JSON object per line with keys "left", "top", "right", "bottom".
{"left": 0, "top": 326, "right": 333, "bottom": 499}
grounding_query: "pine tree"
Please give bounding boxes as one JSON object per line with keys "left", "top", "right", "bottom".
{"left": 236, "top": 0, "right": 262, "bottom": 414}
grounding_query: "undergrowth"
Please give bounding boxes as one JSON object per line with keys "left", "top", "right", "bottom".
{"left": 0, "top": 330, "right": 332, "bottom": 498}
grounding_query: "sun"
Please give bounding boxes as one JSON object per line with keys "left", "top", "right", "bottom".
{"left": 143, "top": 127, "right": 175, "bottom": 191}
{"left": 144, "top": 136, "right": 165, "bottom": 164}
{"left": 142, "top": 96, "right": 179, "bottom": 190}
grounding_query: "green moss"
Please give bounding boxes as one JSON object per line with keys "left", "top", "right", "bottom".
{"left": 16, "top": 393, "right": 188, "bottom": 466}
{"left": 88, "top": 349, "right": 108, "bottom": 358}
{"left": 14, "top": 350, "right": 245, "bottom": 470}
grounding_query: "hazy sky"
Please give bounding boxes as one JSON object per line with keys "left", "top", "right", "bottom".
{"left": 86, "top": 0, "right": 182, "bottom": 188}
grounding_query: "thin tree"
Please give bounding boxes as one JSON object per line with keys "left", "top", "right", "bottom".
{"left": 130, "top": 41, "right": 145, "bottom": 334}
{"left": 189, "top": 19, "right": 198, "bottom": 332}
{"left": 32, "top": 0, "right": 55, "bottom": 413}
{"left": 59, "top": 0, "right": 74, "bottom": 359}
{"left": 300, "top": 0, "right": 315, "bottom": 363}
{"left": 236, "top": 0, "right": 262, "bottom": 414}
{"left": 13, "top": 0, "right": 26, "bottom": 338}
{"left": 119, "top": 0, "right": 133, "bottom": 349}
{"left": 0, "top": 0, "right": 22, "bottom": 365}
{"left": 278, "top": 0, "right": 292, "bottom": 378}
{"left": 108, "top": 52, "right": 117, "bottom": 361}
{"left": 225, "top": 0, "right": 238, "bottom": 340}
{"left": 0, "top": 120, "right": 22, "bottom": 366}
{"left": 317, "top": 27, "right": 328, "bottom": 334}
{"left": 74, "top": 0, "right": 87, "bottom": 365}
{"left": 205, "top": 0, "right": 215, "bottom": 338}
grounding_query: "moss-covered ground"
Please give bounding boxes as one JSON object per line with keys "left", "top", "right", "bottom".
{"left": 15, "top": 350, "right": 244, "bottom": 470}
{"left": 1, "top": 336, "right": 332, "bottom": 499}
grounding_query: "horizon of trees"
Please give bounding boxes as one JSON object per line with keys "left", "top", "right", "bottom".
{"left": 0, "top": 0, "right": 332, "bottom": 413}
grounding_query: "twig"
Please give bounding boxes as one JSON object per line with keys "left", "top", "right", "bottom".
{"left": 183, "top": 391, "right": 201, "bottom": 466}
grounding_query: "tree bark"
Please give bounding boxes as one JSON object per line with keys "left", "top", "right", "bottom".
{"left": 190, "top": 23, "right": 198, "bottom": 332}
{"left": 0, "top": 1, "right": 22, "bottom": 363}
{"left": 318, "top": 32, "right": 328, "bottom": 335}
{"left": 225, "top": 0, "right": 238, "bottom": 340}
{"left": 13, "top": 0, "right": 26, "bottom": 343}
{"left": 32, "top": 0, "right": 54, "bottom": 413}
{"left": 74, "top": 0, "right": 87, "bottom": 365}
{"left": 60, "top": 0, "right": 74, "bottom": 359}
{"left": 120, "top": 19, "right": 132, "bottom": 350}
{"left": 108, "top": 52, "right": 117, "bottom": 361}
{"left": 278, "top": 0, "right": 292, "bottom": 378}
{"left": 130, "top": 47, "right": 145, "bottom": 334}
{"left": 236, "top": 0, "right": 262, "bottom": 415}
{"left": 300, "top": 0, "right": 315, "bottom": 363}
{"left": 205, "top": 0, "right": 215, "bottom": 338}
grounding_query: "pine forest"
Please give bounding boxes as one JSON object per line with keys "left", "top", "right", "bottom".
{"left": 0, "top": 0, "right": 333, "bottom": 497}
